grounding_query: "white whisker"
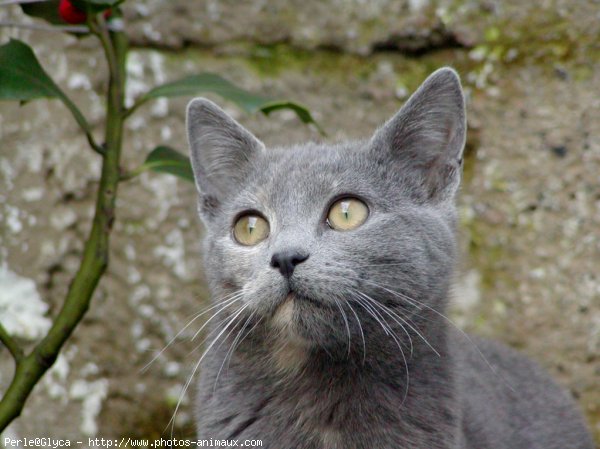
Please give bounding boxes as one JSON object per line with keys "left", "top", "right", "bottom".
{"left": 349, "top": 291, "right": 410, "bottom": 404}
{"left": 167, "top": 302, "right": 250, "bottom": 438}
{"left": 190, "top": 293, "right": 245, "bottom": 341}
{"left": 213, "top": 309, "right": 257, "bottom": 390}
{"left": 344, "top": 297, "right": 366, "bottom": 364}
{"left": 345, "top": 277, "right": 439, "bottom": 357}
{"left": 358, "top": 278, "right": 515, "bottom": 392}
{"left": 352, "top": 288, "right": 416, "bottom": 357}
{"left": 140, "top": 291, "right": 244, "bottom": 374}
{"left": 333, "top": 297, "right": 352, "bottom": 357}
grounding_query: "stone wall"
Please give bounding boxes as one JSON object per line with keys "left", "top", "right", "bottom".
{"left": 0, "top": 0, "right": 598, "bottom": 444}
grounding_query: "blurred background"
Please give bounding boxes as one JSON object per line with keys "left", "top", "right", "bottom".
{"left": 0, "top": 0, "right": 598, "bottom": 444}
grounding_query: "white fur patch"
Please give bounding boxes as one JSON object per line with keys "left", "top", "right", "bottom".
{"left": 270, "top": 296, "right": 310, "bottom": 371}
{"left": 272, "top": 296, "right": 295, "bottom": 329}
{"left": 320, "top": 428, "right": 342, "bottom": 449}
{"left": 272, "top": 338, "right": 309, "bottom": 372}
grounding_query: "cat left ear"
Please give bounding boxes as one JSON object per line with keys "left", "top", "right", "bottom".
{"left": 371, "top": 67, "right": 466, "bottom": 201}
{"left": 186, "top": 98, "right": 265, "bottom": 218}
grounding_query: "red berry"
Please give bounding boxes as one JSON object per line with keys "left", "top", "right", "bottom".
{"left": 103, "top": 9, "right": 112, "bottom": 20}
{"left": 58, "top": 0, "right": 87, "bottom": 24}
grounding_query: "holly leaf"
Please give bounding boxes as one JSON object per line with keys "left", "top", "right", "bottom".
{"left": 21, "top": 0, "right": 123, "bottom": 24}
{"left": 72, "top": 0, "right": 124, "bottom": 12}
{"left": 78, "top": 0, "right": 122, "bottom": 4}
{"left": 0, "top": 39, "right": 91, "bottom": 134}
{"left": 136, "top": 73, "right": 324, "bottom": 134}
{"left": 0, "top": 38, "right": 65, "bottom": 100}
{"left": 142, "top": 146, "right": 194, "bottom": 183}
{"left": 21, "top": 1, "right": 64, "bottom": 25}
{"left": 260, "top": 101, "right": 326, "bottom": 135}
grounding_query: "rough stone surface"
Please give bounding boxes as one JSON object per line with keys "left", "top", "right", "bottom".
{"left": 0, "top": 0, "right": 599, "bottom": 444}
{"left": 122, "top": 0, "right": 600, "bottom": 57}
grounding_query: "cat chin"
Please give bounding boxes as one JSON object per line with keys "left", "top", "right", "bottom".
{"left": 271, "top": 294, "right": 296, "bottom": 330}
{"left": 268, "top": 292, "right": 344, "bottom": 351}
{"left": 269, "top": 292, "right": 325, "bottom": 332}
{"left": 268, "top": 294, "right": 313, "bottom": 372}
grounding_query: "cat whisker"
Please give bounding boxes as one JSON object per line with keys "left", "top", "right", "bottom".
{"left": 343, "top": 295, "right": 366, "bottom": 364}
{"left": 340, "top": 262, "right": 412, "bottom": 269}
{"left": 364, "top": 278, "right": 515, "bottom": 391}
{"left": 225, "top": 314, "right": 263, "bottom": 374}
{"left": 347, "top": 291, "right": 410, "bottom": 405}
{"left": 352, "top": 288, "right": 415, "bottom": 357}
{"left": 322, "top": 270, "right": 417, "bottom": 355}
{"left": 140, "top": 292, "right": 244, "bottom": 374}
{"left": 340, "top": 276, "right": 439, "bottom": 357}
{"left": 344, "top": 289, "right": 393, "bottom": 338}
{"left": 213, "top": 309, "right": 258, "bottom": 391}
{"left": 168, "top": 302, "right": 250, "bottom": 439}
{"left": 190, "top": 293, "right": 245, "bottom": 341}
{"left": 346, "top": 291, "right": 400, "bottom": 349}
{"left": 333, "top": 296, "right": 352, "bottom": 358}
{"left": 187, "top": 306, "right": 246, "bottom": 357}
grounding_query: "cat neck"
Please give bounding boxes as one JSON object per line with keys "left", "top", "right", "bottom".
{"left": 226, "top": 306, "right": 451, "bottom": 386}
{"left": 203, "top": 311, "right": 458, "bottom": 448}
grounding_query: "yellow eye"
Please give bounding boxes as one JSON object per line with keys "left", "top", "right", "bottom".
{"left": 233, "top": 214, "right": 270, "bottom": 246}
{"left": 327, "top": 198, "right": 368, "bottom": 231}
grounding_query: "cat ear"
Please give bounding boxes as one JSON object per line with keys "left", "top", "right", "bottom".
{"left": 186, "top": 98, "right": 265, "bottom": 216}
{"left": 371, "top": 67, "right": 466, "bottom": 201}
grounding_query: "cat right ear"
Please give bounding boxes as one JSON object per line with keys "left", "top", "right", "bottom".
{"left": 186, "top": 98, "right": 265, "bottom": 218}
{"left": 371, "top": 67, "right": 466, "bottom": 202}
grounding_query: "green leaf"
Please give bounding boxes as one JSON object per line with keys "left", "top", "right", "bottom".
{"left": 77, "top": 0, "right": 122, "bottom": 5}
{"left": 21, "top": 0, "right": 121, "bottom": 25}
{"left": 72, "top": 0, "right": 123, "bottom": 12}
{"left": 21, "top": 1, "right": 64, "bottom": 25}
{"left": 260, "top": 101, "right": 326, "bottom": 135}
{"left": 0, "top": 39, "right": 92, "bottom": 135}
{"left": 136, "top": 73, "right": 324, "bottom": 134}
{"left": 141, "top": 74, "right": 269, "bottom": 113}
{"left": 0, "top": 39, "right": 62, "bottom": 100}
{"left": 142, "top": 146, "right": 194, "bottom": 183}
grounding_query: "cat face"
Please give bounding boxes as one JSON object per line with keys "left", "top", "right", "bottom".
{"left": 187, "top": 68, "right": 466, "bottom": 357}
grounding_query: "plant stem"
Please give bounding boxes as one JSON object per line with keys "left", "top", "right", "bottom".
{"left": 57, "top": 92, "right": 104, "bottom": 155}
{"left": 0, "top": 23, "right": 128, "bottom": 431}
{"left": 122, "top": 97, "right": 143, "bottom": 119}
{"left": 119, "top": 161, "right": 170, "bottom": 181}
{"left": 0, "top": 323, "right": 23, "bottom": 362}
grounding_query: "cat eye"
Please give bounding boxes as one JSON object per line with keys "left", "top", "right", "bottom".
{"left": 233, "top": 214, "right": 270, "bottom": 246}
{"left": 327, "top": 197, "right": 368, "bottom": 231}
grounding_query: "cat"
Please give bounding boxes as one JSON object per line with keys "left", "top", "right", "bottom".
{"left": 184, "top": 68, "right": 594, "bottom": 449}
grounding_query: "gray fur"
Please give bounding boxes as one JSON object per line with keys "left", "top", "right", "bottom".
{"left": 185, "top": 68, "right": 593, "bottom": 449}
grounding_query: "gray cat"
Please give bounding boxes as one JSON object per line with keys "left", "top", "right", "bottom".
{"left": 185, "top": 68, "right": 594, "bottom": 449}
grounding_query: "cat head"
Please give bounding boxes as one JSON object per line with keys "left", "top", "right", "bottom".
{"left": 186, "top": 68, "right": 466, "bottom": 362}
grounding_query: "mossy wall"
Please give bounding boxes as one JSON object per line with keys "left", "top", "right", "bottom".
{"left": 0, "top": 0, "right": 598, "bottom": 444}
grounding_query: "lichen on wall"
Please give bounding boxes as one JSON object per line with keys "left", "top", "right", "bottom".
{"left": 0, "top": 268, "right": 51, "bottom": 340}
{"left": 0, "top": 0, "right": 598, "bottom": 443}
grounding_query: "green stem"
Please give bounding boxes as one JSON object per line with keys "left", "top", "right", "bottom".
{"left": 123, "top": 96, "right": 145, "bottom": 119}
{"left": 0, "top": 323, "right": 23, "bottom": 362}
{"left": 58, "top": 92, "right": 104, "bottom": 155}
{"left": 0, "top": 23, "right": 128, "bottom": 431}
{"left": 119, "top": 160, "right": 179, "bottom": 181}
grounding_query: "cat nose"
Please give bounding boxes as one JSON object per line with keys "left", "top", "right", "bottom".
{"left": 270, "top": 249, "right": 309, "bottom": 278}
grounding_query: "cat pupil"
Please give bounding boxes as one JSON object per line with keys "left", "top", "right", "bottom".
{"left": 247, "top": 216, "right": 257, "bottom": 234}
{"left": 341, "top": 200, "right": 350, "bottom": 219}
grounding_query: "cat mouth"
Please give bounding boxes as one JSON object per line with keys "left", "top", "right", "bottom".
{"left": 286, "top": 291, "right": 323, "bottom": 307}
{"left": 271, "top": 291, "right": 323, "bottom": 329}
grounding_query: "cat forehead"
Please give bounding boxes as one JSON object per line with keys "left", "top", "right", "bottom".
{"left": 188, "top": 69, "right": 466, "bottom": 221}
{"left": 246, "top": 140, "right": 377, "bottom": 202}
